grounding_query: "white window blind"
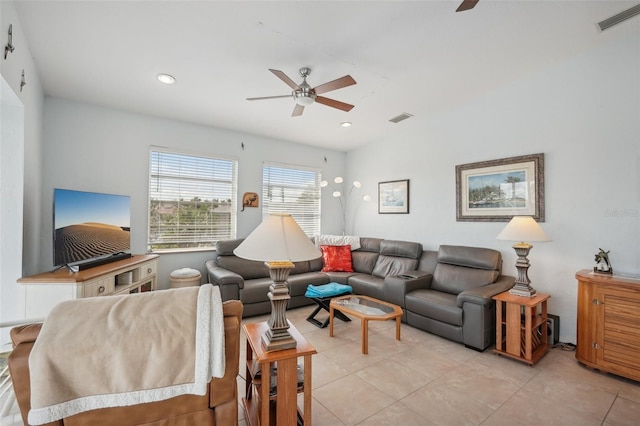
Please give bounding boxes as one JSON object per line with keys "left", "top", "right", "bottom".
{"left": 262, "top": 163, "right": 321, "bottom": 236}
{"left": 148, "top": 149, "right": 237, "bottom": 251}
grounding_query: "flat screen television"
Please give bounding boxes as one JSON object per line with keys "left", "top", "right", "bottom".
{"left": 53, "top": 188, "right": 131, "bottom": 268}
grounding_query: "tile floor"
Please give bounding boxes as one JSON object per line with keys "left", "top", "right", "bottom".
{"left": 238, "top": 305, "right": 640, "bottom": 426}
{"left": 2, "top": 304, "right": 640, "bottom": 425}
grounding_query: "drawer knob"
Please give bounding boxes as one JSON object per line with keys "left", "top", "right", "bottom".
{"left": 147, "top": 268, "right": 152, "bottom": 274}
{"left": 98, "top": 285, "right": 105, "bottom": 294}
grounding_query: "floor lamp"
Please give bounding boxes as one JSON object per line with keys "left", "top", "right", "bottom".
{"left": 497, "top": 216, "right": 551, "bottom": 297}
{"left": 234, "top": 213, "right": 321, "bottom": 350}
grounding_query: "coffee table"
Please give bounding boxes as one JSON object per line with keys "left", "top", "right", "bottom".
{"left": 329, "top": 295, "right": 403, "bottom": 354}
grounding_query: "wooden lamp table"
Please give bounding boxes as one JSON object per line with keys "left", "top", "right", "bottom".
{"left": 493, "top": 291, "right": 550, "bottom": 365}
{"left": 242, "top": 321, "right": 316, "bottom": 426}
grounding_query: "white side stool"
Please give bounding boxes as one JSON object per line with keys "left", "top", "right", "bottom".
{"left": 169, "top": 268, "right": 202, "bottom": 288}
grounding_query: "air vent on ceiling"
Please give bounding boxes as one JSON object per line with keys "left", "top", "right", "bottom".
{"left": 389, "top": 113, "right": 414, "bottom": 123}
{"left": 598, "top": 4, "right": 640, "bottom": 31}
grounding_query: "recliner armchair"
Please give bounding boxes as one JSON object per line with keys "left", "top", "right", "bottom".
{"left": 404, "top": 245, "right": 515, "bottom": 351}
{"left": 8, "top": 300, "right": 243, "bottom": 426}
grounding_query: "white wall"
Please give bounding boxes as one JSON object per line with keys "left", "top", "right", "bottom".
{"left": 1, "top": 3, "right": 44, "bottom": 349}
{"left": 346, "top": 29, "right": 640, "bottom": 344}
{"left": 41, "top": 98, "right": 346, "bottom": 288}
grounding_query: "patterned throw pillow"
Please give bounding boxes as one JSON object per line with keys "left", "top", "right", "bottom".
{"left": 320, "top": 245, "right": 354, "bottom": 272}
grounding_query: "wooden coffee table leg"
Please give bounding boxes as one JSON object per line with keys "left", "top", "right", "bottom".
{"left": 396, "top": 316, "right": 401, "bottom": 341}
{"left": 362, "top": 319, "right": 368, "bottom": 354}
{"left": 329, "top": 305, "right": 335, "bottom": 337}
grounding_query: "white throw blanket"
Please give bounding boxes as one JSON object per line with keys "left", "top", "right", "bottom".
{"left": 315, "top": 234, "right": 361, "bottom": 250}
{"left": 28, "top": 284, "right": 225, "bottom": 425}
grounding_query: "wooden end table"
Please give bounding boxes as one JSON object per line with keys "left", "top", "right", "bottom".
{"left": 493, "top": 291, "right": 550, "bottom": 365}
{"left": 242, "top": 321, "right": 317, "bottom": 426}
{"left": 329, "top": 295, "right": 403, "bottom": 354}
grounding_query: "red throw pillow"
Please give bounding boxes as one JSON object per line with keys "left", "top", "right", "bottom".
{"left": 320, "top": 245, "right": 354, "bottom": 272}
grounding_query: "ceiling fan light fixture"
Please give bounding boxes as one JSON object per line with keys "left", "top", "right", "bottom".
{"left": 340, "top": 121, "right": 352, "bottom": 128}
{"left": 293, "top": 91, "right": 316, "bottom": 106}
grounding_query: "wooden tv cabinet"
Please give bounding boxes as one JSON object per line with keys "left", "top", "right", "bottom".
{"left": 17, "top": 254, "right": 158, "bottom": 319}
{"left": 576, "top": 269, "right": 640, "bottom": 382}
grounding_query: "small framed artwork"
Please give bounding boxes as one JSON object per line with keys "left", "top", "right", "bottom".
{"left": 378, "top": 179, "right": 410, "bottom": 214}
{"left": 456, "top": 153, "right": 544, "bottom": 222}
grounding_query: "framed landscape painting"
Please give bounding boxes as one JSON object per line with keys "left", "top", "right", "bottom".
{"left": 379, "top": 179, "right": 410, "bottom": 214}
{"left": 456, "top": 153, "right": 544, "bottom": 222}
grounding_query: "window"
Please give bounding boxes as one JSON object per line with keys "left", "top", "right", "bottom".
{"left": 262, "top": 162, "right": 321, "bottom": 236}
{"left": 148, "top": 148, "right": 237, "bottom": 251}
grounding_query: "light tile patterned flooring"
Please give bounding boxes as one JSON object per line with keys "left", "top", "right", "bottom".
{"left": 238, "top": 305, "right": 640, "bottom": 426}
{"left": 3, "top": 304, "right": 640, "bottom": 425}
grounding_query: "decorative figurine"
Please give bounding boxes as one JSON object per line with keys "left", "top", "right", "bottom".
{"left": 594, "top": 248, "right": 613, "bottom": 274}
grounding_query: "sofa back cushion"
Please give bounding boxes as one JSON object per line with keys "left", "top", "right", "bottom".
{"left": 431, "top": 245, "right": 502, "bottom": 295}
{"left": 351, "top": 238, "right": 382, "bottom": 274}
{"left": 372, "top": 240, "right": 422, "bottom": 278}
{"left": 215, "top": 238, "right": 310, "bottom": 279}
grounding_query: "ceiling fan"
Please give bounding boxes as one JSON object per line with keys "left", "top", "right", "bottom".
{"left": 456, "top": 0, "right": 479, "bottom": 12}
{"left": 246, "top": 67, "right": 356, "bottom": 117}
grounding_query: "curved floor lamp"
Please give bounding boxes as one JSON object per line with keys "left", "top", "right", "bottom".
{"left": 497, "top": 216, "right": 551, "bottom": 297}
{"left": 234, "top": 213, "right": 321, "bottom": 351}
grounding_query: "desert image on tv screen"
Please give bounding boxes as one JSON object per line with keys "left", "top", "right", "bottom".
{"left": 54, "top": 189, "right": 130, "bottom": 266}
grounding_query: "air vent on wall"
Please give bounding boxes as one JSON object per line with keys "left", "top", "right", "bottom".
{"left": 389, "top": 113, "right": 414, "bottom": 123}
{"left": 598, "top": 4, "right": 640, "bottom": 31}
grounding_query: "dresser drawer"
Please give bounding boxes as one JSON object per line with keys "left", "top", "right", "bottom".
{"left": 84, "top": 278, "right": 115, "bottom": 298}
{"left": 140, "top": 260, "right": 158, "bottom": 279}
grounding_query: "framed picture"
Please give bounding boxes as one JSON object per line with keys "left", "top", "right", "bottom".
{"left": 378, "top": 179, "right": 410, "bottom": 214}
{"left": 456, "top": 153, "right": 544, "bottom": 222}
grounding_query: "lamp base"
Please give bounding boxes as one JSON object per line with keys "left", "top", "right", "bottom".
{"left": 262, "top": 261, "right": 297, "bottom": 351}
{"left": 509, "top": 242, "right": 537, "bottom": 297}
{"left": 509, "top": 284, "right": 537, "bottom": 297}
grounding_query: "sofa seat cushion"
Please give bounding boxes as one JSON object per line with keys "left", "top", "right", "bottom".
{"left": 405, "top": 289, "right": 462, "bottom": 326}
{"left": 287, "top": 273, "right": 331, "bottom": 297}
{"left": 347, "top": 274, "right": 385, "bottom": 301}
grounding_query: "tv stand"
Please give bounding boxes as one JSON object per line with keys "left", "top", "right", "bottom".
{"left": 18, "top": 254, "right": 158, "bottom": 319}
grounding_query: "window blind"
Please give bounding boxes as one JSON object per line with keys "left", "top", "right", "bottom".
{"left": 262, "top": 162, "right": 321, "bottom": 236}
{"left": 148, "top": 149, "right": 237, "bottom": 251}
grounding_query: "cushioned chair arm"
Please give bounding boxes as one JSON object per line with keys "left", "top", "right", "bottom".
{"left": 456, "top": 275, "right": 515, "bottom": 307}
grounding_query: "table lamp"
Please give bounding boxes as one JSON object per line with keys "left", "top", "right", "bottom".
{"left": 497, "top": 216, "right": 551, "bottom": 297}
{"left": 234, "top": 213, "right": 321, "bottom": 350}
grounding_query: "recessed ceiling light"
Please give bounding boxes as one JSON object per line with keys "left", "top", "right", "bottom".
{"left": 157, "top": 73, "right": 176, "bottom": 85}
{"left": 340, "top": 121, "right": 352, "bottom": 128}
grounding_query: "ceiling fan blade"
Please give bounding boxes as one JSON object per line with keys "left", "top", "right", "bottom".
{"left": 292, "top": 104, "right": 305, "bottom": 117}
{"left": 246, "top": 95, "right": 291, "bottom": 101}
{"left": 456, "top": 0, "right": 479, "bottom": 12}
{"left": 315, "top": 96, "right": 354, "bottom": 112}
{"left": 269, "top": 69, "right": 300, "bottom": 90}
{"left": 313, "top": 75, "right": 356, "bottom": 95}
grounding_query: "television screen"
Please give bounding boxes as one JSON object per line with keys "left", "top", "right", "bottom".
{"left": 53, "top": 188, "right": 131, "bottom": 267}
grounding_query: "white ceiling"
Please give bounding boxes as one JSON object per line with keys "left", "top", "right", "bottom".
{"left": 12, "top": 0, "right": 639, "bottom": 151}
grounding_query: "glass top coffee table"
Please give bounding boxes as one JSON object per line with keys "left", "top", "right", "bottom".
{"left": 329, "top": 295, "right": 403, "bottom": 354}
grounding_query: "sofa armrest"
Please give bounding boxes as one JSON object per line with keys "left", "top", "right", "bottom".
{"left": 210, "top": 300, "right": 243, "bottom": 407}
{"left": 456, "top": 275, "right": 516, "bottom": 307}
{"left": 384, "top": 273, "right": 433, "bottom": 308}
{"left": 206, "top": 260, "right": 244, "bottom": 301}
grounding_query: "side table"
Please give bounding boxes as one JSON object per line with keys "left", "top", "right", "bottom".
{"left": 242, "top": 321, "right": 317, "bottom": 426}
{"left": 493, "top": 291, "right": 550, "bottom": 365}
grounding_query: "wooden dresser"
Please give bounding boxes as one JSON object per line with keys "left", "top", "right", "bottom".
{"left": 576, "top": 269, "right": 640, "bottom": 381}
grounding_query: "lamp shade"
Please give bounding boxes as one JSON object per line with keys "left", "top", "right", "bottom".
{"left": 497, "top": 216, "right": 551, "bottom": 242}
{"left": 234, "top": 213, "right": 321, "bottom": 262}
